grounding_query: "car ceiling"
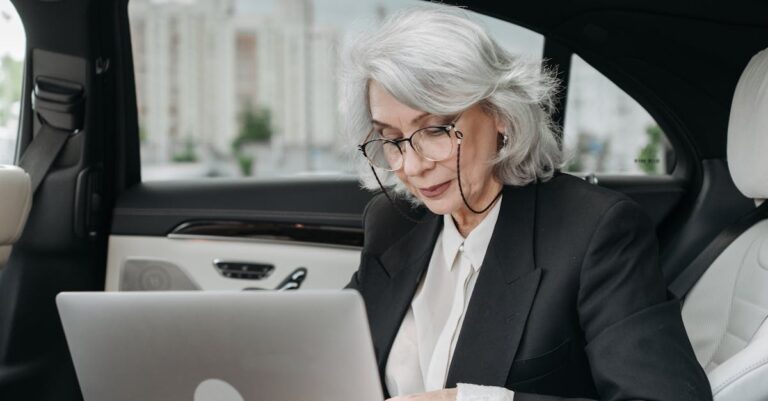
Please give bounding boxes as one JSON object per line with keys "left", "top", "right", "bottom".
{"left": 459, "top": 0, "right": 768, "bottom": 161}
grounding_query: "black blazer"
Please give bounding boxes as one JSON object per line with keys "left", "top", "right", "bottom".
{"left": 346, "top": 173, "right": 712, "bottom": 401}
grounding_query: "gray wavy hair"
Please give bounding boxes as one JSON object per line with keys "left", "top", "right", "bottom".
{"left": 340, "top": 5, "right": 563, "bottom": 199}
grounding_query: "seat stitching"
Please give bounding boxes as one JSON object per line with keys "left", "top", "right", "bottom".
{"left": 712, "top": 332, "right": 749, "bottom": 366}
{"left": 712, "top": 356, "right": 768, "bottom": 395}
{"left": 724, "top": 330, "right": 749, "bottom": 346}
{"left": 730, "top": 296, "right": 768, "bottom": 340}
{"left": 712, "top": 234, "right": 764, "bottom": 365}
{"left": 732, "top": 296, "right": 768, "bottom": 315}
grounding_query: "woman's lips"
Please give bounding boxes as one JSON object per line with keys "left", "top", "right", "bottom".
{"left": 419, "top": 180, "right": 452, "bottom": 199}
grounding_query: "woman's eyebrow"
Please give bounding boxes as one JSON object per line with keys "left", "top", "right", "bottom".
{"left": 371, "top": 112, "right": 433, "bottom": 128}
{"left": 370, "top": 119, "right": 392, "bottom": 128}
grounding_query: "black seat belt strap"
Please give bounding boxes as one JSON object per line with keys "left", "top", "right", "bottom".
{"left": 669, "top": 200, "right": 768, "bottom": 300}
{"left": 18, "top": 124, "right": 75, "bottom": 193}
{"left": 17, "top": 76, "right": 84, "bottom": 194}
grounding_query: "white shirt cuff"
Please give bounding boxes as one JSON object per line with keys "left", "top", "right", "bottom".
{"left": 456, "top": 383, "right": 515, "bottom": 401}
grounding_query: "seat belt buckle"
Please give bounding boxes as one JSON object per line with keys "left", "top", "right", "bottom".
{"left": 31, "top": 75, "right": 85, "bottom": 133}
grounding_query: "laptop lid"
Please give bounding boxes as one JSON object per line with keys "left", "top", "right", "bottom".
{"left": 56, "top": 290, "right": 383, "bottom": 401}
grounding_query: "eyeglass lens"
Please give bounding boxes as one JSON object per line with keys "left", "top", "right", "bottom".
{"left": 365, "top": 127, "right": 454, "bottom": 171}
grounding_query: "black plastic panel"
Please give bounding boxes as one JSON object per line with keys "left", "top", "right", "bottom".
{"left": 113, "top": 173, "right": 686, "bottom": 240}
{"left": 112, "top": 178, "right": 374, "bottom": 236}
{"left": 582, "top": 174, "right": 686, "bottom": 227}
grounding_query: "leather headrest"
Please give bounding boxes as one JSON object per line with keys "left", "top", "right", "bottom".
{"left": 0, "top": 165, "right": 32, "bottom": 246}
{"left": 728, "top": 48, "right": 768, "bottom": 199}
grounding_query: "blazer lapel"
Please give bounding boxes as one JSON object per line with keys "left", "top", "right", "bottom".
{"left": 367, "top": 212, "right": 442, "bottom": 389}
{"left": 445, "top": 183, "right": 542, "bottom": 388}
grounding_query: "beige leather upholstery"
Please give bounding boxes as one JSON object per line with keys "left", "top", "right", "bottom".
{"left": 682, "top": 47, "right": 768, "bottom": 401}
{"left": 709, "top": 320, "right": 768, "bottom": 400}
{"left": 727, "top": 48, "right": 768, "bottom": 200}
{"left": 0, "top": 165, "right": 32, "bottom": 246}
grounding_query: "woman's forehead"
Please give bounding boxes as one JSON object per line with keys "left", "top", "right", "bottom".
{"left": 368, "top": 82, "right": 431, "bottom": 126}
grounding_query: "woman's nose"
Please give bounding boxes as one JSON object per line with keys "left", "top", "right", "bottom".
{"left": 401, "top": 144, "right": 433, "bottom": 177}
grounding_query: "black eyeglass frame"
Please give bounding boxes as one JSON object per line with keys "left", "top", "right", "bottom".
{"left": 357, "top": 115, "right": 464, "bottom": 172}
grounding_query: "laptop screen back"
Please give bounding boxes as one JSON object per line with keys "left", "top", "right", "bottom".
{"left": 56, "top": 290, "right": 383, "bottom": 401}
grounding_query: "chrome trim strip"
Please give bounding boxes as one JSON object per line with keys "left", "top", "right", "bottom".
{"left": 168, "top": 220, "right": 364, "bottom": 248}
{"left": 166, "top": 234, "right": 363, "bottom": 251}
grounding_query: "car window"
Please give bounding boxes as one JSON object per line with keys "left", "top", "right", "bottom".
{"left": 0, "top": 0, "right": 25, "bottom": 165}
{"left": 563, "top": 54, "right": 673, "bottom": 175}
{"left": 129, "top": 0, "right": 544, "bottom": 181}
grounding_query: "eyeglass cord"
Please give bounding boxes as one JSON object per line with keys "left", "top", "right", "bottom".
{"left": 369, "top": 164, "right": 423, "bottom": 223}
{"left": 455, "top": 131, "right": 504, "bottom": 214}
{"left": 369, "top": 130, "right": 503, "bottom": 224}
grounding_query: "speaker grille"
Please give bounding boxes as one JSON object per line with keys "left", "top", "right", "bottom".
{"left": 120, "top": 259, "right": 200, "bottom": 291}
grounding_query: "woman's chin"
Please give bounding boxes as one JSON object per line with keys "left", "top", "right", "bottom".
{"left": 418, "top": 193, "right": 460, "bottom": 216}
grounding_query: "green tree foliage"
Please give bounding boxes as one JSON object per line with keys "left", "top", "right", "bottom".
{"left": 237, "top": 154, "right": 253, "bottom": 177}
{"left": 139, "top": 124, "right": 149, "bottom": 143}
{"left": 172, "top": 137, "right": 198, "bottom": 163}
{"left": 637, "top": 125, "right": 663, "bottom": 174}
{"left": 232, "top": 106, "right": 272, "bottom": 152}
{"left": 0, "top": 55, "right": 24, "bottom": 126}
{"left": 232, "top": 105, "right": 273, "bottom": 176}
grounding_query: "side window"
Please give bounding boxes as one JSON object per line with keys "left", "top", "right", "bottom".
{"left": 563, "top": 54, "right": 672, "bottom": 175}
{"left": 129, "top": 1, "right": 544, "bottom": 181}
{"left": 0, "top": 0, "right": 25, "bottom": 165}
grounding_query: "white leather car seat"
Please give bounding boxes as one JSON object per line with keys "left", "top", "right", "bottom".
{"left": 0, "top": 165, "right": 32, "bottom": 263}
{"left": 681, "top": 47, "right": 768, "bottom": 401}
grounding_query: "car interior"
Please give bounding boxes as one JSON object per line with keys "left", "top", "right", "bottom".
{"left": 0, "top": 0, "right": 767, "bottom": 400}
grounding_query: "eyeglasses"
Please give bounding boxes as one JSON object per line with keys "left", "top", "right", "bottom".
{"left": 358, "top": 117, "right": 462, "bottom": 171}
{"left": 359, "top": 112, "right": 501, "bottom": 218}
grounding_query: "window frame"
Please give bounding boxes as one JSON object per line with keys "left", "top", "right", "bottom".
{"left": 542, "top": 37, "right": 693, "bottom": 180}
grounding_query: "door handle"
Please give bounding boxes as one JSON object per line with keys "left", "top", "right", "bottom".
{"left": 275, "top": 267, "right": 307, "bottom": 291}
{"left": 243, "top": 267, "right": 308, "bottom": 291}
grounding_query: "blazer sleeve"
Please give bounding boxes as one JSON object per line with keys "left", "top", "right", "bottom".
{"left": 577, "top": 199, "right": 711, "bottom": 400}
{"left": 344, "top": 194, "right": 377, "bottom": 292}
{"left": 514, "top": 199, "right": 712, "bottom": 401}
{"left": 345, "top": 267, "right": 361, "bottom": 291}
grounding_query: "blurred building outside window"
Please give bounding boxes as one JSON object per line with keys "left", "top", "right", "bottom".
{"left": 563, "top": 54, "right": 672, "bottom": 175}
{"left": 130, "top": 0, "right": 544, "bottom": 181}
{"left": 0, "top": 0, "right": 25, "bottom": 165}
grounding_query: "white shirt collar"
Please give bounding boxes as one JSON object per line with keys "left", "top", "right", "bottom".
{"left": 441, "top": 195, "right": 503, "bottom": 272}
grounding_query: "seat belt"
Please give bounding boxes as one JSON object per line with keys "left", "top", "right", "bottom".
{"left": 669, "top": 200, "right": 768, "bottom": 300}
{"left": 18, "top": 124, "right": 75, "bottom": 193}
{"left": 17, "top": 76, "right": 84, "bottom": 194}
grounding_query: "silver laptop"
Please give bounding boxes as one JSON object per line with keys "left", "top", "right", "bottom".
{"left": 56, "top": 290, "right": 383, "bottom": 401}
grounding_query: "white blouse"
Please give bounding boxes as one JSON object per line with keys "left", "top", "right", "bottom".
{"left": 384, "top": 197, "right": 516, "bottom": 400}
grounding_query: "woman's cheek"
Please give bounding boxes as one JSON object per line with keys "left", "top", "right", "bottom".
{"left": 394, "top": 173, "right": 417, "bottom": 199}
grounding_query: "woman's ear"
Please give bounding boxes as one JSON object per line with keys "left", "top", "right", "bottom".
{"left": 492, "top": 110, "right": 506, "bottom": 135}
{"left": 495, "top": 119, "right": 508, "bottom": 145}
{"left": 497, "top": 132, "right": 509, "bottom": 151}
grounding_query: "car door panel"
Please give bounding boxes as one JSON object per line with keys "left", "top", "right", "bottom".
{"left": 105, "top": 235, "right": 360, "bottom": 291}
{"left": 107, "top": 179, "right": 370, "bottom": 291}
{"left": 107, "top": 174, "right": 684, "bottom": 292}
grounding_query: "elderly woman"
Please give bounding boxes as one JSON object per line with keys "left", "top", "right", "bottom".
{"left": 343, "top": 6, "right": 711, "bottom": 401}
